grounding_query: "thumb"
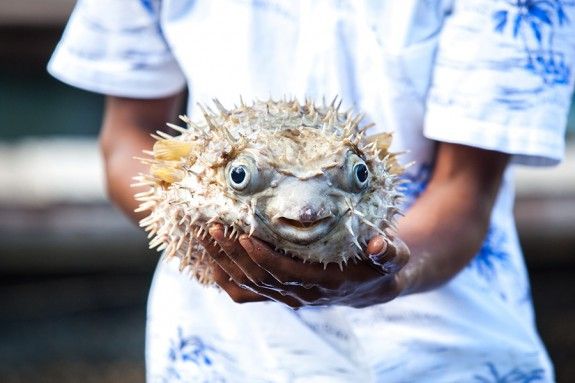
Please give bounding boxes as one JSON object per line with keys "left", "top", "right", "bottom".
{"left": 369, "top": 236, "right": 410, "bottom": 275}
{"left": 367, "top": 236, "right": 388, "bottom": 264}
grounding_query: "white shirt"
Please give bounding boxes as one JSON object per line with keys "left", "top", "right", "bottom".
{"left": 49, "top": 1, "right": 575, "bottom": 381}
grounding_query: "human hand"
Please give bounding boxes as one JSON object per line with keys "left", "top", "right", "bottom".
{"left": 198, "top": 224, "right": 410, "bottom": 308}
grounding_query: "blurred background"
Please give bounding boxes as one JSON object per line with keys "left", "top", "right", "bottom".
{"left": 0, "top": 1, "right": 574, "bottom": 382}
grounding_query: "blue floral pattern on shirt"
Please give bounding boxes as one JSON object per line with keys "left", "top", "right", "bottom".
{"left": 473, "top": 362, "right": 546, "bottom": 382}
{"left": 492, "top": 0, "right": 574, "bottom": 85}
{"left": 469, "top": 226, "right": 510, "bottom": 281}
{"left": 140, "top": 0, "right": 157, "bottom": 14}
{"left": 160, "top": 327, "right": 231, "bottom": 382}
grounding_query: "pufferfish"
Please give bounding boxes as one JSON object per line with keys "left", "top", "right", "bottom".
{"left": 134, "top": 98, "right": 404, "bottom": 284}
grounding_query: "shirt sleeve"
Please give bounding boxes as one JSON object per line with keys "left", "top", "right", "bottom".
{"left": 424, "top": 0, "right": 575, "bottom": 166}
{"left": 47, "top": 0, "right": 186, "bottom": 98}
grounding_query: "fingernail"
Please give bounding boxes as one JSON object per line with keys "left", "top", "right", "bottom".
{"left": 239, "top": 236, "right": 253, "bottom": 252}
{"left": 208, "top": 225, "right": 224, "bottom": 241}
{"left": 368, "top": 236, "right": 387, "bottom": 256}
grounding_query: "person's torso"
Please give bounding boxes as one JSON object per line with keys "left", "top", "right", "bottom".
{"left": 146, "top": 1, "right": 553, "bottom": 381}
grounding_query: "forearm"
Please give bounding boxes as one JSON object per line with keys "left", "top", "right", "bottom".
{"left": 99, "top": 94, "right": 184, "bottom": 223}
{"left": 102, "top": 129, "right": 153, "bottom": 222}
{"left": 396, "top": 143, "right": 509, "bottom": 295}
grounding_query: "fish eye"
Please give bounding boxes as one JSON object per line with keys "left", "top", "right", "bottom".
{"left": 226, "top": 156, "right": 262, "bottom": 193}
{"left": 353, "top": 162, "right": 369, "bottom": 189}
{"left": 228, "top": 165, "right": 250, "bottom": 190}
{"left": 334, "top": 152, "right": 371, "bottom": 193}
{"left": 355, "top": 163, "right": 368, "bottom": 183}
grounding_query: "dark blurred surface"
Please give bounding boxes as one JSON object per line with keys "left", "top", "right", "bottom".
{"left": 0, "top": 27, "right": 103, "bottom": 139}
{"left": 0, "top": 272, "right": 149, "bottom": 382}
{"left": 1, "top": 18, "right": 574, "bottom": 383}
{"left": 0, "top": 206, "right": 153, "bottom": 383}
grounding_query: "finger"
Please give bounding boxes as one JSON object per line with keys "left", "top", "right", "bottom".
{"left": 209, "top": 225, "right": 279, "bottom": 289}
{"left": 390, "top": 237, "right": 410, "bottom": 271}
{"left": 196, "top": 231, "right": 251, "bottom": 287}
{"left": 206, "top": 228, "right": 314, "bottom": 306}
{"left": 239, "top": 235, "right": 347, "bottom": 291}
{"left": 366, "top": 235, "right": 393, "bottom": 272}
{"left": 194, "top": 232, "right": 303, "bottom": 307}
{"left": 212, "top": 265, "right": 269, "bottom": 303}
{"left": 213, "top": 265, "right": 303, "bottom": 308}
{"left": 208, "top": 224, "right": 246, "bottom": 262}
{"left": 368, "top": 235, "right": 410, "bottom": 274}
{"left": 367, "top": 235, "right": 388, "bottom": 257}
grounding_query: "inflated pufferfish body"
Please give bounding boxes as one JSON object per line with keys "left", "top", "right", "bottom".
{"left": 135, "top": 98, "right": 404, "bottom": 284}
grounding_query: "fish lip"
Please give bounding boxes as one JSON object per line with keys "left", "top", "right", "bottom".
{"left": 255, "top": 211, "right": 341, "bottom": 246}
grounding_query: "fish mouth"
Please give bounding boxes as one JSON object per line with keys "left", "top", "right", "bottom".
{"left": 276, "top": 216, "right": 332, "bottom": 230}
{"left": 255, "top": 212, "right": 340, "bottom": 246}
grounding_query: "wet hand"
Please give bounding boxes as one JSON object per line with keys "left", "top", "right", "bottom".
{"left": 199, "top": 224, "right": 410, "bottom": 308}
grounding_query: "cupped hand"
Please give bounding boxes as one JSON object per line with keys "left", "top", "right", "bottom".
{"left": 198, "top": 224, "right": 410, "bottom": 308}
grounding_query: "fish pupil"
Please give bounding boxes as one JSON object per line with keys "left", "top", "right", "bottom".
{"left": 231, "top": 167, "right": 246, "bottom": 184}
{"left": 356, "top": 164, "right": 368, "bottom": 183}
